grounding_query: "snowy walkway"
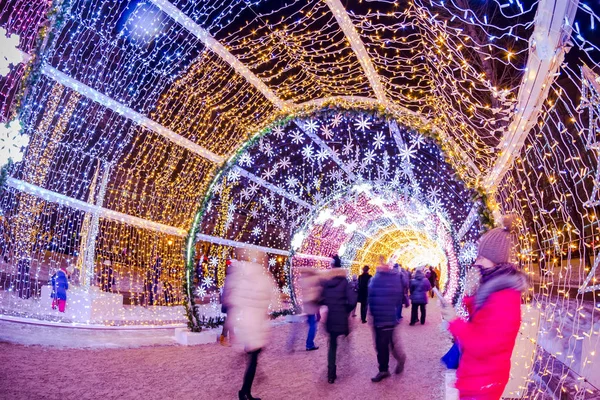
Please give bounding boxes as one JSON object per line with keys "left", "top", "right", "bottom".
{"left": 0, "top": 302, "right": 451, "bottom": 400}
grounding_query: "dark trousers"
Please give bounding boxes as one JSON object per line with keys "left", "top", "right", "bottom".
{"left": 374, "top": 325, "right": 405, "bottom": 372}
{"left": 411, "top": 303, "right": 426, "bottom": 324}
{"left": 241, "top": 349, "right": 261, "bottom": 394}
{"left": 360, "top": 300, "right": 368, "bottom": 322}
{"left": 328, "top": 333, "right": 341, "bottom": 378}
{"left": 306, "top": 314, "right": 317, "bottom": 349}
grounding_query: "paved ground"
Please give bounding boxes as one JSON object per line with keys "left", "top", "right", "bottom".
{"left": 0, "top": 302, "right": 450, "bottom": 400}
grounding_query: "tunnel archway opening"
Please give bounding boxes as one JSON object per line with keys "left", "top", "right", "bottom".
{"left": 186, "top": 106, "right": 488, "bottom": 325}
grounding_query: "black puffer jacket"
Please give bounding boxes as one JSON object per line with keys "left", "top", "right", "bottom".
{"left": 321, "top": 269, "right": 355, "bottom": 335}
{"left": 368, "top": 267, "right": 403, "bottom": 327}
{"left": 410, "top": 270, "right": 432, "bottom": 304}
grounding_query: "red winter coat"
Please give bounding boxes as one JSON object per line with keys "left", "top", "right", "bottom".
{"left": 448, "top": 289, "right": 522, "bottom": 399}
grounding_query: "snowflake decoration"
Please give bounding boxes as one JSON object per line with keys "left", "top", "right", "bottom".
{"left": 373, "top": 132, "right": 385, "bottom": 150}
{"left": 250, "top": 208, "right": 259, "bottom": 218}
{"left": 202, "top": 276, "right": 215, "bottom": 288}
{"left": 302, "top": 144, "right": 315, "bottom": 161}
{"left": 278, "top": 157, "right": 291, "bottom": 170}
{"left": 398, "top": 144, "right": 417, "bottom": 162}
{"left": 304, "top": 120, "right": 319, "bottom": 133}
{"left": 281, "top": 286, "right": 291, "bottom": 296}
{"left": 208, "top": 256, "right": 219, "bottom": 267}
{"left": 196, "top": 286, "right": 207, "bottom": 297}
{"left": 227, "top": 168, "right": 240, "bottom": 183}
{"left": 286, "top": 176, "right": 299, "bottom": 188}
{"left": 268, "top": 258, "right": 277, "bottom": 267}
{"left": 239, "top": 152, "right": 253, "bottom": 167}
{"left": 363, "top": 149, "right": 376, "bottom": 165}
{"left": 272, "top": 125, "right": 284, "bottom": 139}
{"left": 429, "top": 197, "right": 443, "bottom": 212}
{"left": 251, "top": 226, "right": 263, "bottom": 236}
{"left": 261, "top": 168, "right": 276, "bottom": 180}
{"left": 342, "top": 139, "right": 354, "bottom": 156}
{"left": 427, "top": 187, "right": 441, "bottom": 201}
{"left": 290, "top": 130, "right": 304, "bottom": 145}
{"left": 354, "top": 115, "right": 371, "bottom": 132}
{"left": 0, "top": 119, "right": 28, "bottom": 167}
{"left": 263, "top": 142, "right": 274, "bottom": 158}
{"left": 330, "top": 113, "right": 342, "bottom": 127}
{"left": 316, "top": 148, "right": 329, "bottom": 162}
{"left": 248, "top": 183, "right": 260, "bottom": 195}
{"left": 412, "top": 133, "right": 426, "bottom": 149}
{"left": 321, "top": 126, "right": 334, "bottom": 140}
{"left": 267, "top": 214, "right": 277, "bottom": 224}
{"left": 0, "top": 28, "right": 24, "bottom": 77}
{"left": 458, "top": 242, "right": 478, "bottom": 264}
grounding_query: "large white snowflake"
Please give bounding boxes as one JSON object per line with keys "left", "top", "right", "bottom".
{"left": 268, "top": 258, "right": 277, "bottom": 267}
{"left": 208, "top": 256, "right": 219, "bottom": 267}
{"left": 281, "top": 286, "right": 291, "bottom": 296}
{"left": 0, "top": 28, "right": 24, "bottom": 77}
{"left": 263, "top": 142, "right": 274, "bottom": 157}
{"left": 354, "top": 115, "right": 371, "bottom": 132}
{"left": 196, "top": 287, "right": 207, "bottom": 297}
{"left": 290, "top": 130, "right": 304, "bottom": 145}
{"left": 248, "top": 182, "right": 260, "bottom": 195}
{"left": 268, "top": 214, "right": 277, "bottom": 224}
{"left": 250, "top": 208, "right": 259, "bottom": 218}
{"left": 373, "top": 131, "right": 385, "bottom": 149}
{"left": 251, "top": 226, "right": 263, "bottom": 236}
{"left": 0, "top": 119, "right": 28, "bottom": 167}
{"left": 304, "top": 120, "right": 319, "bottom": 133}
{"left": 261, "top": 168, "right": 276, "bottom": 180}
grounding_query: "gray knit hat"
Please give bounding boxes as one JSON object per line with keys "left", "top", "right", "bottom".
{"left": 477, "top": 215, "right": 517, "bottom": 264}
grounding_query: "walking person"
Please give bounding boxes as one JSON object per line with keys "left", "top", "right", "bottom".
{"left": 441, "top": 215, "right": 527, "bottom": 400}
{"left": 219, "top": 260, "right": 233, "bottom": 346}
{"left": 298, "top": 267, "right": 323, "bottom": 351}
{"left": 368, "top": 257, "right": 406, "bottom": 382}
{"left": 428, "top": 266, "right": 438, "bottom": 298}
{"left": 357, "top": 265, "right": 371, "bottom": 323}
{"left": 228, "top": 248, "right": 276, "bottom": 400}
{"left": 409, "top": 266, "right": 431, "bottom": 325}
{"left": 50, "top": 266, "right": 69, "bottom": 312}
{"left": 392, "top": 263, "right": 409, "bottom": 321}
{"left": 321, "top": 255, "right": 357, "bottom": 384}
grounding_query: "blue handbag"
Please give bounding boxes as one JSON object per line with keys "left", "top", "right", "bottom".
{"left": 441, "top": 342, "right": 461, "bottom": 369}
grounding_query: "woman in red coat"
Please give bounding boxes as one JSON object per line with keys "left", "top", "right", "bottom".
{"left": 442, "top": 216, "right": 527, "bottom": 400}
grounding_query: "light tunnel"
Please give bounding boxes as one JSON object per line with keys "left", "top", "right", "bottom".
{"left": 1, "top": 0, "right": 600, "bottom": 396}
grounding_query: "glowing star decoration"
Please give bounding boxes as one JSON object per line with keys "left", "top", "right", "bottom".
{"left": 354, "top": 115, "right": 371, "bottom": 131}
{"left": 268, "top": 258, "right": 276, "bottom": 267}
{"left": 0, "top": 119, "right": 28, "bottom": 167}
{"left": 201, "top": 276, "right": 215, "bottom": 289}
{"left": 0, "top": 28, "right": 24, "bottom": 77}
{"left": 195, "top": 286, "right": 207, "bottom": 297}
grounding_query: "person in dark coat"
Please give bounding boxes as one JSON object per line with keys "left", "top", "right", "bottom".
{"left": 368, "top": 259, "right": 406, "bottom": 382}
{"left": 357, "top": 265, "right": 371, "bottom": 323}
{"left": 392, "top": 264, "right": 410, "bottom": 321}
{"left": 428, "top": 266, "right": 438, "bottom": 298}
{"left": 321, "top": 255, "right": 356, "bottom": 384}
{"left": 410, "top": 267, "right": 432, "bottom": 325}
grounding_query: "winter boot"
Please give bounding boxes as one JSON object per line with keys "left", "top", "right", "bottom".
{"left": 238, "top": 391, "right": 261, "bottom": 400}
{"left": 371, "top": 371, "right": 391, "bottom": 382}
{"left": 327, "top": 365, "right": 337, "bottom": 384}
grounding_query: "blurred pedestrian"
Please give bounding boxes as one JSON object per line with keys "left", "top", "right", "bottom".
{"left": 220, "top": 260, "right": 233, "bottom": 347}
{"left": 409, "top": 267, "right": 431, "bottom": 325}
{"left": 368, "top": 257, "right": 406, "bottom": 382}
{"left": 441, "top": 215, "right": 527, "bottom": 400}
{"left": 321, "top": 255, "right": 357, "bottom": 384}
{"left": 392, "top": 263, "right": 409, "bottom": 321}
{"left": 428, "top": 266, "right": 438, "bottom": 298}
{"left": 228, "top": 248, "right": 275, "bottom": 400}
{"left": 298, "top": 267, "right": 323, "bottom": 351}
{"left": 358, "top": 265, "right": 371, "bottom": 323}
{"left": 50, "top": 266, "right": 69, "bottom": 312}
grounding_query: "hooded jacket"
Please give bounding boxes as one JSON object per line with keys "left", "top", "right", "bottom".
{"left": 448, "top": 263, "right": 527, "bottom": 398}
{"left": 51, "top": 269, "right": 69, "bottom": 300}
{"left": 321, "top": 268, "right": 354, "bottom": 335}
{"left": 227, "top": 259, "right": 276, "bottom": 352}
{"left": 410, "top": 270, "right": 431, "bottom": 304}
{"left": 368, "top": 266, "right": 403, "bottom": 327}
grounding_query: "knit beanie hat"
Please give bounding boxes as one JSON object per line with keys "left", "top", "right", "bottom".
{"left": 477, "top": 215, "right": 517, "bottom": 264}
